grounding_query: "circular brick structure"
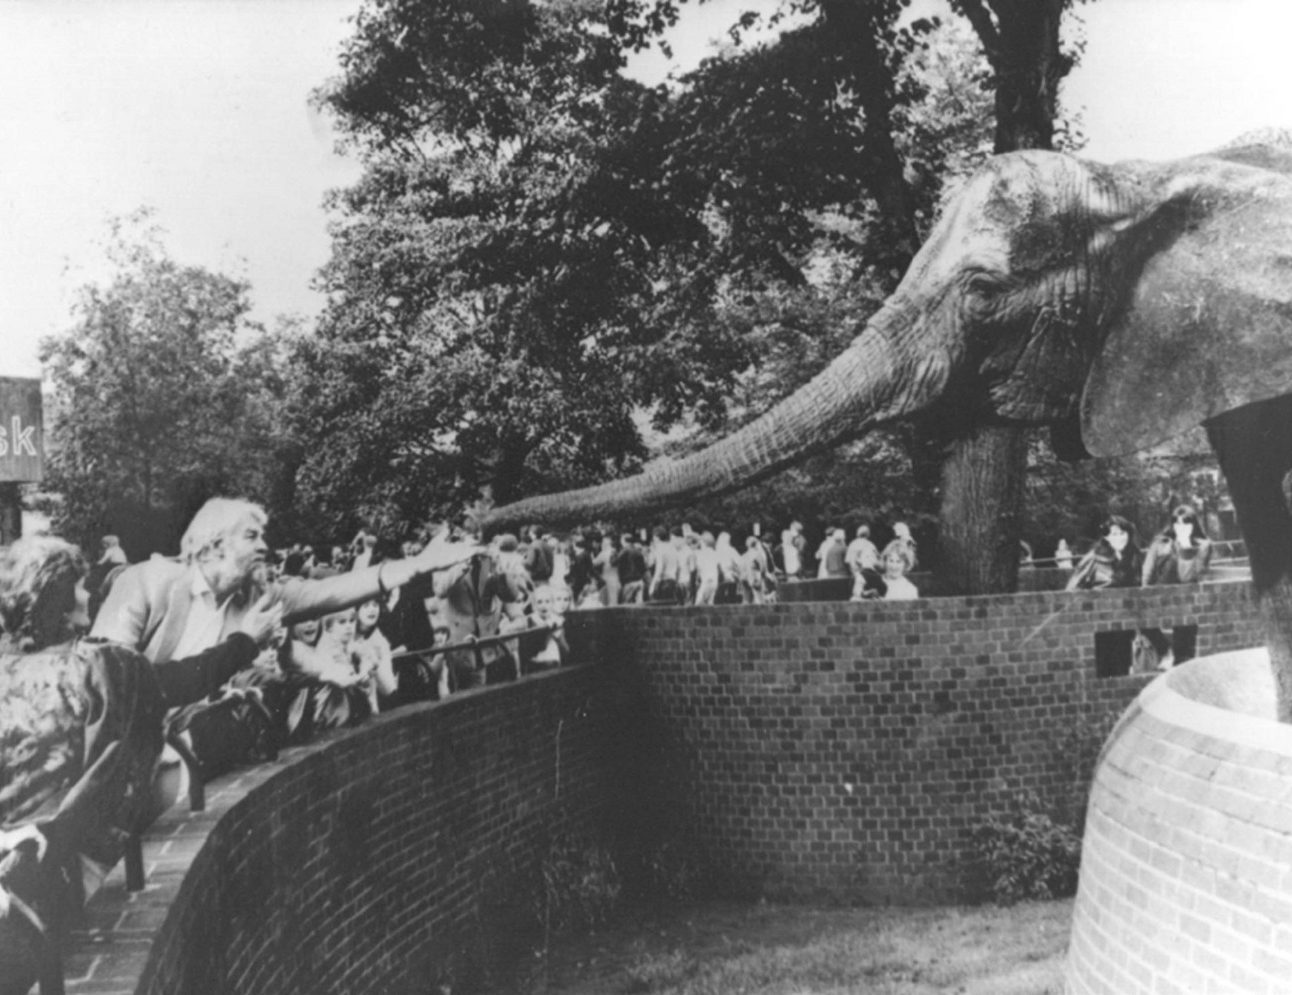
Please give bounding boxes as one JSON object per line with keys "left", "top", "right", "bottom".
{"left": 1066, "top": 648, "right": 1292, "bottom": 993}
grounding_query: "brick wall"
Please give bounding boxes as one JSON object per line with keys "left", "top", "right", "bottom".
{"left": 67, "top": 664, "right": 618, "bottom": 995}
{"left": 567, "top": 580, "right": 1264, "bottom": 902}
{"left": 62, "top": 580, "right": 1266, "bottom": 994}
{"left": 1066, "top": 648, "right": 1292, "bottom": 995}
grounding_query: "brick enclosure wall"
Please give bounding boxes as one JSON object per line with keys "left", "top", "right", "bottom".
{"left": 112, "top": 665, "right": 618, "bottom": 995}
{"left": 64, "top": 581, "right": 1266, "bottom": 994}
{"left": 567, "top": 580, "right": 1263, "bottom": 902}
{"left": 1066, "top": 648, "right": 1292, "bottom": 995}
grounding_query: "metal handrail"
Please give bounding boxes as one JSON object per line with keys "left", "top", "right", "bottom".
{"left": 389, "top": 622, "right": 558, "bottom": 664}
{"left": 389, "top": 623, "right": 565, "bottom": 681}
{"left": 1023, "top": 538, "right": 1249, "bottom": 571}
{"left": 155, "top": 621, "right": 568, "bottom": 870}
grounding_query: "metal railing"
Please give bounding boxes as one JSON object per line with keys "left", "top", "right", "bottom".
{"left": 389, "top": 621, "right": 560, "bottom": 672}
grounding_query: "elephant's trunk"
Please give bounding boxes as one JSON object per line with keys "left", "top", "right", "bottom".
{"left": 483, "top": 305, "right": 936, "bottom": 530}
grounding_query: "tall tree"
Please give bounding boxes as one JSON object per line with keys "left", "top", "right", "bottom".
{"left": 313, "top": 0, "right": 1083, "bottom": 561}
{"left": 40, "top": 215, "right": 286, "bottom": 556}
{"left": 305, "top": 0, "right": 1000, "bottom": 534}
{"left": 609, "top": 0, "right": 1090, "bottom": 591}
{"left": 303, "top": 0, "right": 743, "bottom": 529}
{"left": 937, "top": 0, "right": 1089, "bottom": 594}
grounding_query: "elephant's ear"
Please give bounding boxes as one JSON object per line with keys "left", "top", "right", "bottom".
{"left": 1080, "top": 162, "right": 1292, "bottom": 457}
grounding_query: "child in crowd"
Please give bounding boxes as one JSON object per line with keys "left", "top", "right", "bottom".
{"left": 283, "top": 617, "right": 323, "bottom": 671}
{"left": 891, "top": 522, "right": 918, "bottom": 571}
{"left": 552, "top": 584, "right": 574, "bottom": 616}
{"left": 523, "top": 584, "right": 569, "bottom": 672}
{"left": 428, "top": 623, "right": 453, "bottom": 698}
{"left": 879, "top": 540, "right": 919, "bottom": 601}
{"left": 498, "top": 598, "right": 531, "bottom": 675}
{"left": 393, "top": 622, "right": 454, "bottom": 702}
{"left": 353, "top": 597, "right": 399, "bottom": 710}
{"left": 280, "top": 607, "right": 376, "bottom": 733}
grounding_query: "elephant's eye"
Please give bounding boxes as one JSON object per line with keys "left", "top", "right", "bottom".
{"left": 965, "top": 272, "right": 1008, "bottom": 300}
{"left": 961, "top": 273, "right": 1011, "bottom": 324}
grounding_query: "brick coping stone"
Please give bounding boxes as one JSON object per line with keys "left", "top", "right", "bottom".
{"left": 1145, "top": 646, "right": 1289, "bottom": 748}
{"left": 1066, "top": 649, "right": 1292, "bottom": 995}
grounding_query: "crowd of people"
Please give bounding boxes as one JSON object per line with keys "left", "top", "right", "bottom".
{"left": 430, "top": 518, "right": 927, "bottom": 612}
{"left": 0, "top": 499, "right": 490, "bottom": 990}
{"left": 0, "top": 494, "right": 1221, "bottom": 989}
{"left": 1063, "top": 506, "right": 1214, "bottom": 592}
{"left": 1063, "top": 506, "right": 1217, "bottom": 674}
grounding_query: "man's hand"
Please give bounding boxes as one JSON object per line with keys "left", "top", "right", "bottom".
{"left": 238, "top": 592, "right": 285, "bottom": 647}
{"left": 410, "top": 532, "right": 482, "bottom": 574}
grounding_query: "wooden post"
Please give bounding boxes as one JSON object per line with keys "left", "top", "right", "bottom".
{"left": 0, "top": 482, "right": 20, "bottom": 545}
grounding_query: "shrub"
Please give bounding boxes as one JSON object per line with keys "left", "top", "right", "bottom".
{"left": 536, "top": 832, "right": 623, "bottom": 934}
{"left": 644, "top": 838, "right": 703, "bottom": 903}
{"left": 1049, "top": 710, "right": 1119, "bottom": 828}
{"left": 970, "top": 793, "right": 1081, "bottom": 904}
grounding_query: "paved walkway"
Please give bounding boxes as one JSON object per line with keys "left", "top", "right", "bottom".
{"left": 63, "top": 759, "right": 283, "bottom": 995}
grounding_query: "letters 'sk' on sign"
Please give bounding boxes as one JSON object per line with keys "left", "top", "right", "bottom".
{"left": 0, "top": 378, "right": 44, "bottom": 482}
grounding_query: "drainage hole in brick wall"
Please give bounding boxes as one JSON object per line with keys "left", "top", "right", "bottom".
{"left": 1094, "top": 625, "right": 1197, "bottom": 678}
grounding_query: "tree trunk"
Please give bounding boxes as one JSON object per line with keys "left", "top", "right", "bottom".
{"left": 819, "top": 0, "right": 921, "bottom": 278}
{"left": 487, "top": 436, "right": 535, "bottom": 509}
{"left": 938, "top": 424, "right": 1026, "bottom": 595}
{"left": 0, "top": 484, "right": 21, "bottom": 545}
{"left": 988, "top": 0, "right": 1069, "bottom": 153}
{"left": 939, "top": 0, "right": 1071, "bottom": 594}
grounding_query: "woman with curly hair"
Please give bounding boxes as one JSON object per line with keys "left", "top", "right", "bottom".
{"left": 0, "top": 536, "right": 280, "bottom": 994}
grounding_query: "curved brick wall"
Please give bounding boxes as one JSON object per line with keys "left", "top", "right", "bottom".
{"left": 567, "top": 579, "right": 1263, "bottom": 902}
{"left": 62, "top": 581, "right": 1265, "bottom": 993}
{"left": 67, "top": 664, "right": 619, "bottom": 995}
{"left": 1066, "top": 648, "right": 1292, "bottom": 994}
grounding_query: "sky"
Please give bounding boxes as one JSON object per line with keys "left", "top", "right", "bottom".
{"left": 3, "top": 0, "right": 1292, "bottom": 380}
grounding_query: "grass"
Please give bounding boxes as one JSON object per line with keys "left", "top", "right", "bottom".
{"left": 531, "top": 898, "right": 1072, "bottom": 995}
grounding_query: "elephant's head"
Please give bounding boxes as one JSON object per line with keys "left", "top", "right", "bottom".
{"left": 483, "top": 142, "right": 1292, "bottom": 529}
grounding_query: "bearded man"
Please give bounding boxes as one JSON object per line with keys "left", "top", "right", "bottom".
{"left": 92, "top": 497, "right": 477, "bottom": 663}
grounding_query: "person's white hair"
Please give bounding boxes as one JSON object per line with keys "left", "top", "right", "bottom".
{"left": 181, "top": 498, "right": 268, "bottom": 564}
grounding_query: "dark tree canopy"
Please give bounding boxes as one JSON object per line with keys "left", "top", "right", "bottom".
{"left": 296, "top": 0, "right": 1003, "bottom": 536}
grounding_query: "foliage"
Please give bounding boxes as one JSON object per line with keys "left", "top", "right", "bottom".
{"left": 302, "top": 1, "right": 727, "bottom": 525}
{"left": 296, "top": 0, "right": 1000, "bottom": 529}
{"left": 38, "top": 213, "right": 292, "bottom": 557}
{"left": 1024, "top": 433, "right": 1226, "bottom": 557}
{"left": 640, "top": 838, "right": 705, "bottom": 904}
{"left": 325, "top": 0, "right": 623, "bottom": 159}
{"left": 624, "top": 265, "right": 948, "bottom": 538}
{"left": 970, "top": 791, "right": 1081, "bottom": 904}
{"left": 536, "top": 831, "right": 623, "bottom": 934}
{"left": 1049, "top": 709, "right": 1119, "bottom": 830}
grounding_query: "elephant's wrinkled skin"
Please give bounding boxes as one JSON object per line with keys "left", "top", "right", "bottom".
{"left": 486, "top": 141, "right": 1292, "bottom": 718}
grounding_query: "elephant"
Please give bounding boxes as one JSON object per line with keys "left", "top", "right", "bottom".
{"left": 483, "top": 138, "right": 1292, "bottom": 719}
